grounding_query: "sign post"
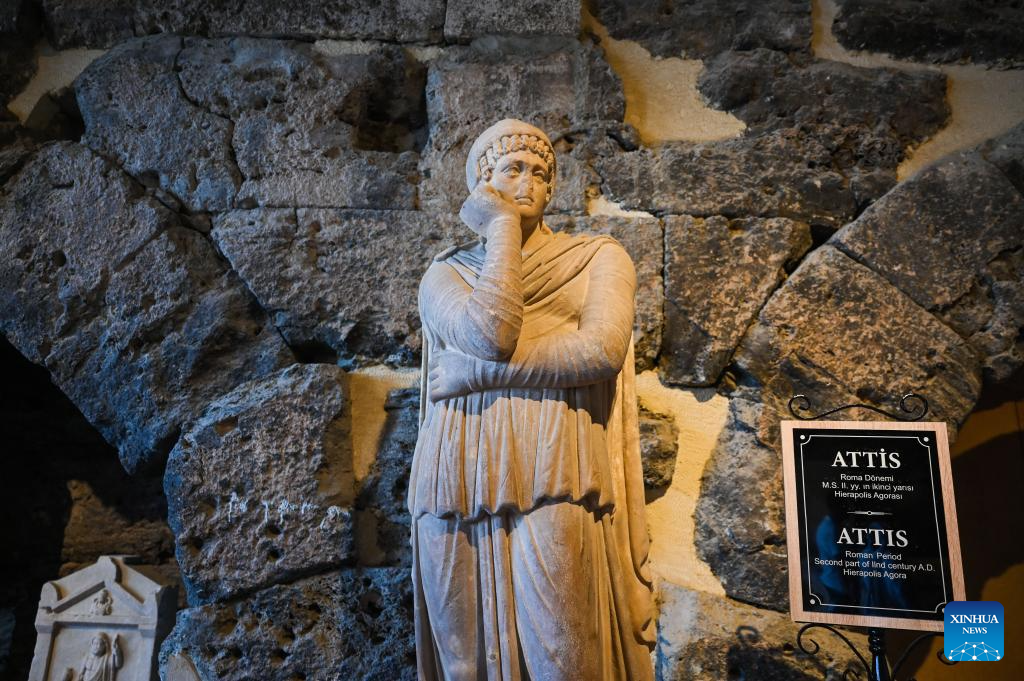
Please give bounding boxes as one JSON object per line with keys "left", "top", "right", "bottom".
{"left": 780, "top": 394, "right": 965, "bottom": 680}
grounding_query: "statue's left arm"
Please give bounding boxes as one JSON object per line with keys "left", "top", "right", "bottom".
{"left": 429, "top": 243, "right": 635, "bottom": 398}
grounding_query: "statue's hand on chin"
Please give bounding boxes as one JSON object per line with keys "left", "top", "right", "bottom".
{"left": 429, "top": 348, "right": 477, "bottom": 401}
{"left": 459, "top": 182, "right": 521, "bottom": 242}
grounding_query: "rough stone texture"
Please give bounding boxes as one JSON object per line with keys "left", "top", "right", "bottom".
{"left": 661, "top": 215, "right": 811, "bottom": 386}
{"left": 30, "top": 556, "right": 178, "bottom": 681}
{"left": 165, "top": 364, "right": 356, "bottom": 605}
{"left": 76, "top": 35, "right": 425, "bottom": 213}
{"left": 637, "top": 404, "right": 678, "bottom": 489}
{"left": 736, "top": 246, "right": 983, "bottom": 430}
{"left": 977, "top": 120, "right": 1024, "bottom": 195}
{"left": 699, "top": 49, "right": 949, "bottom": 147}
{"left": 177, "top": 37, "right": 425, "bottom": 210}
{"left": 657, "top": 582, "right": 866, "bottom": 680}
{"left": 591, "top": 0, "right": 812, "bottom": 59}
{"left": 212, "top": 208, "right": 465, "bottom": 365}
{"left": 695, "top": 398, "right": 788, "bottom": 611}
{"left": 0, "top": 142, "right": 290, "bottom": 473}
{"left": 356, "top": 388, "right": 418, "bottom": 567}
{"left": 444, "top": 0, "right": 580, "bottom": 42}
{"left": 596, "top": 125, "right": 892, "bottom": 229}
{"left": 159, "top": 568, "right": 415, "bottom": 681}
{"left": 42, "top": 0, "right": 446, "bottom": 49}
{"left": 0, "top": 116, "right": 36, "bottom": 185}
{"left": 0, "top": 607, "right": 14, "bottom": 676}
{"left": 0, "top": 0, "right": 37, "bottom": 110}
{"left": 0, "top": 3, "right": 1016, "bottom": 677}
{"left": 75, "top": 35, "right": 239, "bottom": 213}
{"left": 833, "top": 152, "right": 1024, "bottom": 384}
{"left": 418, "top": 38, "right": 625, "bottom": 214}
{"left": 833, "top": 0, "right": 1024, "bottom": 66}
{"left": 599, "top": 50, "right": 951, "bottom": 232}
{"left": 546, "top": 214, "right": 663, "bottom": 369}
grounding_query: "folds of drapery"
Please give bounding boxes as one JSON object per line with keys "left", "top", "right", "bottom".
{"left": 410, "top": 229, "right": 656, "bottom": 680}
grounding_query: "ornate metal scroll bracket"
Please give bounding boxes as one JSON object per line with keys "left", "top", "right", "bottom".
{"left": 797, "top": 624, "right": 956, "bottom": 681}
{"left": 790, "top": 390, "right": 954, "bottom": 680}
{"left": 787, "top": 393, "right": 929, "bottom": 422}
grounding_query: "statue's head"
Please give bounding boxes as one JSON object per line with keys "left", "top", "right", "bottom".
{"left": 466, "top": 119, "right": 556, "bottom": 223}
{"left": 90, "top": 634, "right": 107, "bottom": 656}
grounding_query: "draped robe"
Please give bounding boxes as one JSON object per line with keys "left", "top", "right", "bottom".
{"left": 409, "top": 228, "right": 656, "bottom": 681}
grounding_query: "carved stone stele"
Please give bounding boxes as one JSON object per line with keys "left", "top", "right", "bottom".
{"left": 28, "top": 556, "right": 177, "bottom": 681}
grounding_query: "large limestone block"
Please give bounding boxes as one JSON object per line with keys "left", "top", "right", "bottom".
{"left": 419, "top": 39, "right": 624, "bottom": 213}
{"left": 75, "top": 35, "right": 240, "bottom": 213}
{"left": 656, "top": 582, "right": 866, "bottom": 680}
{"left": 699, "top": 49, "right": 948, "bottom": 147}
{"left": 165, "top": 364, "right": 356, "bottom": 605}
{"left": 596, "top": 127, "right": 876, "bottom": 229}
{"left": 0, "top": 142, "right": 290, "bottom": 473}
{"left": 735, "top": 246, "right": 982, "bottom": 429}
{"left": 591, "top": 0, "right": 812, "bottom": 59}
{"left": 212, "top": 208, "right": 466, "bottom": 364}
{"left": 159, "top": 569, "right": 415, "bottom": 681}
{"left": 41, "top": 0, "right": 446, "bottom": 49}
{"left": 832, "top": 152, "right": 1024, "bottom": 383}
{"left": 444, "top": 0, "right": 581, "bottom": 42}
{"left": 661, "top": 215, "right": 811, "bottom": 386}
{"left": 833, "top": 0, "right": 1024, "bottom": 66}
{"left": 546, "top": 214, "right": 663, "bottom": 369}
{"left": 694, "top": 398, "right": 788, "bottom": 611}
{"left": 29, "top": 556, "right": 178, "bottom": 681}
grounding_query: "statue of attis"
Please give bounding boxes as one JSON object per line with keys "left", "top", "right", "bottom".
{"left": 409, "top": 119, "right": 656, "bottom": 680}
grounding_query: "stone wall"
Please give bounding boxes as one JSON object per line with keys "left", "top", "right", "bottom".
{"left": 1, "top": 1, "right": 1023, "bottom": 679}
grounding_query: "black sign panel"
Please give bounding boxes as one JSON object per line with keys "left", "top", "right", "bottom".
{"left": 782, "top": 421, "right": 964, "bottom": 631}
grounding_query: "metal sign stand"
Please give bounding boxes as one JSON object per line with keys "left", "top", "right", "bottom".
{"left": 786, "top": 393, "right": 957, "bottom": 681}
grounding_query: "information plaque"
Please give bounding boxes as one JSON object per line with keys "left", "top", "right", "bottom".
{"left": 782, "top": 420, "right": 965, "bottom": 632}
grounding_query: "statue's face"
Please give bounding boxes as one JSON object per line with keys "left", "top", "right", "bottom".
{"left": 90, "top": 636, "right": 106, "bottom": 655}
{"left": 488, "top": 150, "right": 552, "bottom": 222}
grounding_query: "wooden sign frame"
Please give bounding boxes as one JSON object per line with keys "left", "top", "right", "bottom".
{"left": 781, "top": 420, "right": 965, "bottom": 632}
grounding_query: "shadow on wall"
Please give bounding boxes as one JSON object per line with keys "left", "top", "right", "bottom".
{"left": 0, "top": 337, "right": 180, "bottom": 681}
{"left": 889, "top": 379, "right": 1024, "bottom": 681}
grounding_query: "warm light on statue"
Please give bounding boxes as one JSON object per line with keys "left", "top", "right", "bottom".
{"left": 408, "top": 119, "right": 656, "bottom": 680}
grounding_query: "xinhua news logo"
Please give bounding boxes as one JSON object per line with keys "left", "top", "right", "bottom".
{"left": 944, "top": 601, "right": 1004, "bottom": 661}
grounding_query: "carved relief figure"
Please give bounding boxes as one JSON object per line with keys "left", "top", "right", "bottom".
{"left": 90, "top": 589, "right": 112, "bottom": 616}
{"left": 409, "top": 119, "right": 656, "bottom": 680}
{"left": 77, "top": 634, "right": 122, "bottom": 681}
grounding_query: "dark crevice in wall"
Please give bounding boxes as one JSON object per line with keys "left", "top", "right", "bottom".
{"left": 0, "top": 335, "right": 181, "bottom": 681}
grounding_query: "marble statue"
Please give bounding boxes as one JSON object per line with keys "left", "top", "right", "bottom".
{"left": 409, "top": 119, "right": 656, "bottom": 680}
